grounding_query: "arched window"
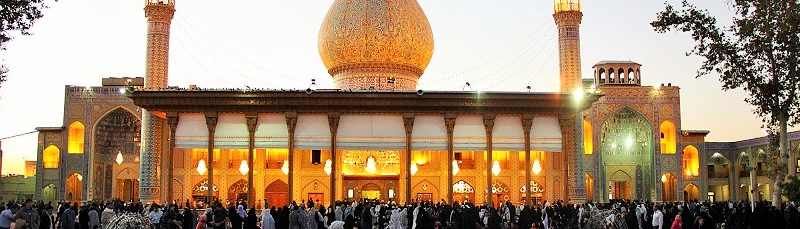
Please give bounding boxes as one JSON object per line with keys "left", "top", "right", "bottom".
{"left": 659, "top": 121, "right": 676, "bottom": 154}
{"left": 583, "top": 120, "right": 592, "bottom": 154}
{"left": 609, "top": 68, "right": 616, "bottom": 83}
{"left": 43, "top": 145, "right": 60, "bottom": 169}
{"left": 68, "top": 122, "right": 85, "bottom": 154}
{"left": 627, "top": 68, "right": 635, "bottom": 83}
{"left": 599, "top": 69, "right": 606, "bottom": 83}
{"left": 618, "top": 68, "right": 625, "bottom": 83}
{"left": 683, "top": 145, "right": 700, "bottom": 176}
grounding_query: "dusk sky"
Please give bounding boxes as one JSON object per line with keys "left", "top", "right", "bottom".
{"left": 1, "top": 0, "right": 796, "bottom": 175}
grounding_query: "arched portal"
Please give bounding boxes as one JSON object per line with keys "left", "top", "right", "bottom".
{"left": 93, "top": 107, "right": 141, "bottom": 200}
{"left": 452, "top": 180, "right": 475, "bottom": 204}
{"left": 43, "top": 145, "right": 60, "bottom": 169}
{"left": 661, "top": 173, "right": 677, "bottom": 202}
{"left": 683, "top": 183, "right": 700, "bottom": 201}
{"left": 228, "top": 179, "right": 249, "bottom": 202}
{"left": 192, "top": 179, "right": 219, "bottom": 203}
{"left": 609, "top": 170, "right": 633, "bottom": 200}
{"left": 585, "top": 173, "right": 594, "bottom": 202}
{"left": 66, "top": 173, "right": 83, "bottom": 203}
{"left": 264, "top": 180, "right": 288, "bottom": 208}
{"left": 43, "top": 184, "right": 57, "bottom": 203}
{"left": 600, "top": 108, "right": 654, "bottom": 201}
{"left": 361, "top": 183, "right": 381, "bottom": 200}
{"left": 683, "top": 145, "right": 700, "bottom": 177}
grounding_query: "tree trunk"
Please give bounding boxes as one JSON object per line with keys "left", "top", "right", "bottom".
{"left": 772, "top": 113, "right": 789, "bottom": 207}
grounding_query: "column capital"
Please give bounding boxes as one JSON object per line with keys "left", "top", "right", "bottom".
{"left": 445, "top": 113, "right": 457, "bottom": 135}
{"left": 522, "top": 115, "right": 534, "bottom": 134}
{"left": 285, "top": 112, "right": 298, "bottom": 134}
{"left": 328, "top": 112, "right": 341, "bottom": 135}
{"left": 403, "top": 113, "right": 415, "bottom": 136}
{"left": 483, "top": 114, "right": 496, "bottom": 136}
{"left": 246, "top": 115, "right": 258, "bottom": 134}
{"left": 166, "top": 113, "right": 179, "bottom": 130}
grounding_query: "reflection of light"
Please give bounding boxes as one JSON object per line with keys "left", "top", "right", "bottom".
{"left": 388, "top": 189, "right": 395, "bottom": 199}
{"left": 492, "top": 161, "right": 501, "bottom": 176}
{"left": 410, "top": 163, "right": 418, "bottom": 175}
{"left": 572, "top": 87, "right": 584, "bottom": 104}
{"left": 115, "top": 151, "right": 124, "bottom": 165}
{"left": 661, "top": 174, "right": 667, "bottom": 183}
{"left": 626, "top": 136, "right": 634, "bottom": 147}
{"left": 347, "top": 189, "right": 354, "bottom": 198}
{"left": 452, "top": 160, "right": 460, "bottom": 175}
{"left": 532, "top": 160, "right": 542, "bottom": 175}
{"left": 324, "top": 159, "right": 332, "bottom": 175}
{"left": 77, "top": 174, "right": 83, "bottom": 181}
{"left": 281, "top": 160, "right": 289, "bottom": 175}
{"left": 238, "top": 160, "right": 249, "bottom": 176}
{"left": 196, "top": 159, "right": 207, "bottom": 175}
{"left": 685, "top": 170, "right": 692, "bottom": 176}
{"left": 366, "top": 156, "right": 377, "bottom": 173}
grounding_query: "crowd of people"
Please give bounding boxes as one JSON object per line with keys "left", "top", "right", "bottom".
{"left": 0, "top": 198, "right": 798, "bottom": 229}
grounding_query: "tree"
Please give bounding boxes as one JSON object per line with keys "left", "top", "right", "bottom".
{"left": 652, "top": 0, "right": 800, "bottom": 207}
{"left": 0, "top": 0, "right": 57, "bottom": 88}
{"left": 783, "top": 175, "right": 800, "bottom": 202}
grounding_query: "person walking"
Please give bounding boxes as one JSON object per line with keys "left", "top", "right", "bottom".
{"left": 0, "top": 203, "right": 17, "bottom": 229}
{"left": 652, "top": 205, "right": 663, "bottom": 229}
{"left": 16, "top": 200, "right": 41, "bottom": 229}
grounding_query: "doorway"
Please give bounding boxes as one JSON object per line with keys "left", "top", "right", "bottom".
{"left": 611, "top": 181, "right": 632, "bottom": 200}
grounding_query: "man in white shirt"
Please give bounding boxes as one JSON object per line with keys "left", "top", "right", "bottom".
{"left": 651, "top": 205, "right": 663, "bottom": 229}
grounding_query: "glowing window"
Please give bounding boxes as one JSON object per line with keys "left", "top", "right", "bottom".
{"left": 683, "top": 145, "right": 700, "bottom": 176}
{"left": 583, "top": 120, "right": 593, "bottom": 154}
{"left": 43, "top": 145, "right": 60, "bottom": 169}
{"left": 660, "top": 121, "right": 676, "bottom": 154}
{"left": 68, "top": 122, "right": 85, "bottom": 154}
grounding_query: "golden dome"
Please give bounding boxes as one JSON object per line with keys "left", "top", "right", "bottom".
{"left": 318, "top": 0, "right": 434, "bottom": 90}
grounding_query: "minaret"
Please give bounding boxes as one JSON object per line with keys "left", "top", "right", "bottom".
{"left": 140, "top": 0, "right": 175, "bottom": 203}
{"left": 553, "top": 0, "right": 582, "bottom": 93}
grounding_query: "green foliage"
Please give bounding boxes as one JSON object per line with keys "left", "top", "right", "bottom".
{"left": 764, "top": 131, "right": 785, "bottom": 180}
{"left": 651, "top": 0, "right": 800, "bottom": 207}
{"left": 0, "top": 0, "right": 57, "bottom": 88}
{"left": 651, "top": 0, "right": 800, "bottom": 126}
{"left": 782, "top": 175, "right": 800, "bottom": 202}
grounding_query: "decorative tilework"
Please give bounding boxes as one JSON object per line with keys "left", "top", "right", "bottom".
{"left": 554, "top": 11, "right": 582, "bottom": 93}
{"left": 319, "top": 0, "right": 434, "bottom": 90}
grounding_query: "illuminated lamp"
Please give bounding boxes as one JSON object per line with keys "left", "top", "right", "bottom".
{"left": 410, "top": 163, "right": 418, "bottom": 176}
{"left": 115, "top": 151, "right": 124, "bottom": 165}
{"left": 532, "top": 160, "right": 542, "bottom": 175}
{"left": 452, "top": 160, "right": 460, "bottom": 176}
{"left": 238, "top": 160, "right": 249, "bottom": 176}
{"left": 324, "top": 159, "right": 332, "bottom": 175}
{"left": 196, "top": 159, "right": 207, "bottom": 175}
{"left": 365, "top": 156, "right": 377, "bottom": 173}
{"left": 281, "top": 160, "right": 289, "bottom": 175}
{"left": 661, "top": 174, "right": 667, "bottom": 183}
{"left": 492, "top": 161, "right": 501, "bottom": 176}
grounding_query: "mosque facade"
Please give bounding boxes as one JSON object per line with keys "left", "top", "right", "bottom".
{"left": 32, "top": 0, "right": 800, "bottom": 207}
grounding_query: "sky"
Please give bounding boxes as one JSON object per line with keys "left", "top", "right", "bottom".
{"left": 1, "top": 0, "right": 796, "bottom": 175}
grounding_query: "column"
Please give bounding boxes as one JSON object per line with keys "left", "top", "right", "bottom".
{"left": 483, "top": 114, "right": 495, "bottom": 206}
{"left": 403, "top": 114, "right": 415, "bottom": 204}
{"left": 285, "top": 112, "right": 298, "bottom": 204}
{"left": 205, "top": 112, "right": 218, "bottom": 201}
{"left": 166, "top": 112, "right": 179, "bottom": 203}
{"left": 246, "top": 113, "right": 258, "bottom": 203}
{"left": 139, "top": 113, "right": 164, "bottom": 203}
{"left": 522, "top": 115, "right": 533, "bottom": 206}
{"left": 445, "top": 114, "right": 456, "bottom": 204}
{"left": 562, "top": 114, "right": 586, "bottom": 204}
{"left": 328, "top": 113, "right": 340, "bottom": 206}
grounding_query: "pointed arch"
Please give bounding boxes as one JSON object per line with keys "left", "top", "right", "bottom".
{"left": 661, "top": 173, "right": 677, "bottom": 202}
{"left": 682, "top": 145, "right": 700, "bottom": 176}
{"left": 68, "top": 121, "right": 85, "bottom": 154}
{"left": 583, "top": 120, "right": 593, "bottom": 154}
{"left": 43, "top": 145, "right": 60, "bottom": 169}
{"left": 683, "top": 183, "right": 700, "bottom": 201}
{"left": 585, "top": 173, "right": 594, "bottom": 202}
{"left": 264, "top": 180, "right": 288, "bottom": 208}
{"left": 66, "top": 173, "right": 83, "bottom": 203}
{"left": 660, "top": 121, "right": 677, "bottom": 154}
{"left": 227, "top": 179, "right": 249, "bottom": 201}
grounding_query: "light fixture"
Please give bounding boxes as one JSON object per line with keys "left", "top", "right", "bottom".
{"left": 347, "top": 189, "right": 354, "bottom": 199}
{"left": 492, "top": 160, "right": 501, "bottom": 176}
{"left": 452, "top": 160, "right": 460, "bottom": 176}
{"left": 281, "top": 160, "right": 289, "bottom": 175}
{"left": 115, "top": 151, "right": 124, "bottom": 165}
{"left": 388, "top": 189, "right": 395, "bottom": 199}
{"left": 685, "top": 170, "right": 692, "bottom": 176}
{"left": 532, "top": 160, "right": 542, "bottom": 175}
{"left": 76, "top": 174, "right": 83, "bottom": 181}
{"left": 410, "top": 163, "right": 418, "bottom": 175}
{"left": 324, "top": 159, "right": 332, "bottom": 175}
{"left": 238, "top": 160, "right": 249, "bottom": 176}
{"left": 661, "top": 174, "right": 667, "bottom": 183}
{"left": 196, "top": 159, "right": 207, "bottom": 175}
{"left": 365, "top": 156, "right": 377, "bottom": 173}
{"left": 572, "top": 87, "right": 584, "bottom": 103}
